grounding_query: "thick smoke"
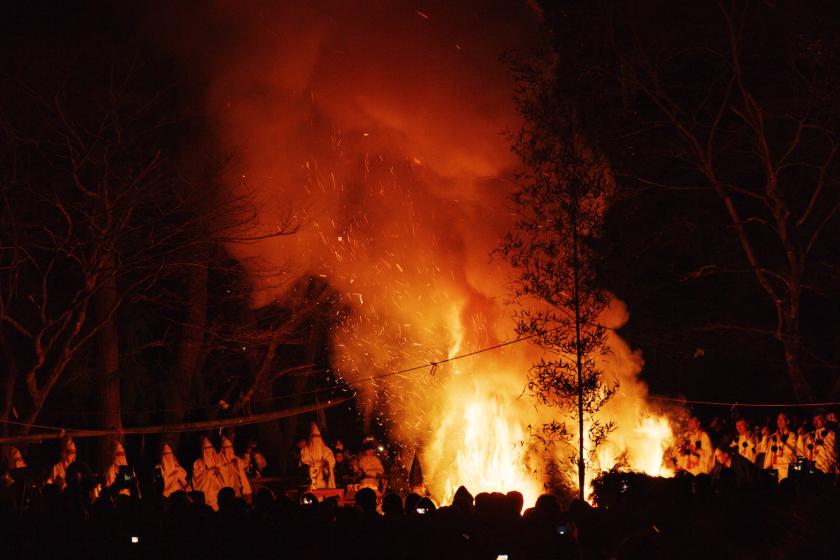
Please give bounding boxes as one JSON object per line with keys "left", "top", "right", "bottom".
{"left": 155, "top": 1, "right": 671, "bottom": 500}
{"left": 158, "top": 2, "right": 543, "bottom": 378}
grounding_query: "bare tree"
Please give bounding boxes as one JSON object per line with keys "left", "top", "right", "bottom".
{"left": 610, "top": 2, "right": 839, "bottom": 401}
{"left": 0, "top": 45, "right": 298, "bottom": 452}
{"left": 533, "top": 0, "right": 840, "bottom": 401}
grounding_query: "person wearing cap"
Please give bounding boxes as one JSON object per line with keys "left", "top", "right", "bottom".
{"left": 799, "top": 410, "right": 838, "bottom": 474}
{"left": 729, "top": 418, "right": 759, "bottom": 463}
{"left": 48, "top": 437, "right": 77, "bottom": 490}
{"left": 192, "top": 437, "right": 226, "bottom": 510}
{"left": 678, "top": 416, "right": 714, "bottom": 475}
{"left": 104, "top": 441, "right": 131, "bottom": 495}
{"left": 158, "top": 443, "right": 190, "bottom": 497}
{"left": 219, "top": 436, "right": 252, "bottom": 499}
{"left": 763, "top": 412, "right": 798, "bottom": 480}
{"left": 299, "top": 422, "right": 336, "bottom": 489}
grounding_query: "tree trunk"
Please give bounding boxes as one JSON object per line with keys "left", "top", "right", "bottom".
{"left": 273, "top": 320, "right": 320, "bottom": 476}
{"left": 0, "top": 335, "right": 17, "bottom": 437}
{"left": 96, "top": 263, "right": 122, "bottom": 470}
{"left": 776, "top": 280, "right": 814, "bottom": 403}
{"left": 781, "top": 309, "right": 814, "bottom": 403}
{"left": 165, "top": 260, "right": 208, "bottom": 451}
{"left": 253, "top": 377, "right": 287, "bottom": 473}
{"left": 571, "top": 203, "right": 585, "bottom": 502}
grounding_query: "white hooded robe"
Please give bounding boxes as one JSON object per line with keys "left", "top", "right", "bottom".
{"left": 47, "top": 438, "right": 77, "bottom": 490}
{"left": 159, "top": 443, "right": 190, "bottom": 497}
{"left": 299, "top": 423, "right": 336, "bottom": 490}
{"left": 219, "top": 437, "right": 252, "bottom": 498}
{"left": 192, "top": 437, "right": 225, "bottom": 510}
{"left": 104, "top": 441, "right": 130, "bottom": 495}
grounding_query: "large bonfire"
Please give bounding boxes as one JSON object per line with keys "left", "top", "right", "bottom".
{"left": 173, "top": 2, "right": 677, "bottom": 504}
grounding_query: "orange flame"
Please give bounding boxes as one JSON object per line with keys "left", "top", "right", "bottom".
{"left": 171, "top": 3, "right": 678, "bottom": 506}
{"left": 420, "top": 310, "right": 543, "bottom": 505}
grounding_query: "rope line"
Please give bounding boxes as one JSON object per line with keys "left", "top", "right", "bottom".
{"left": 25, "top": 330, "right": 548, "bottom": 419}
{"left": 7, "top": 319, "right": 835, "bottom": 437}
{"left": 0, "top": 397, "right": 352, "bottom": 445}
{"left": 0, "top": 331, "right": 543, "bottom": 435}
{"left": 341, "top": 331, "right": 542, "bottom": 385}
{"left": 647, "top": 395, "right": 840, "bottom": 408}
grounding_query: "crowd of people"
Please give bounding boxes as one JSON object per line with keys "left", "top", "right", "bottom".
{"left": 3, "top": 450, "right": 840, "bottom": 558}
{"left": 2, "top": 410, "right": 840, "bottom": 558}
{"left": 1, "top": 421, "right": 399, "bottom": 511}
{"left": 666, "top": 409, "right": 838, "bottom": 485}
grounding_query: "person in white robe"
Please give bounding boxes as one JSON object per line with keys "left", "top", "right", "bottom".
{"left": 763, "top": 412, "right": 798, "bottom": 480}
{"left": 47, "top": 437, "right": 77, "bottom": 490}
{"left": 678, "top": 416, "right": 714, "bottom": 475}
{"left": 192, "top": 437, "right": 225, "bottom": 510}
{"left": 159, "top": 443, "right": 190, "bottom": 497}
{"left": 104, "top": 441, "right": 131, "bottom": 495}
{"left": 1, "top": 446, "right": 27, "bottom": 486}
{"left": 299, "top": 423, "right": 336, "bottom": 490}
{"left": 799, "top": 411, "right": 837, "bottom": 474}
{"left": 358, "top": 444, "right": 385, "bottom": 491}
{"left": 729, "top": 419, "right": 759, "bottom": 463}
{"left": 219, "top": 436, "right": 252, "bottom": 499}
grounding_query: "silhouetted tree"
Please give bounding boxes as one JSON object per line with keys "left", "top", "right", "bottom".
{"left": 500, "top": 55, "right": 617, "bottom": 500}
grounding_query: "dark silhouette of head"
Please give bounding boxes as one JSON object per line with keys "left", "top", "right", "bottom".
{"left": 217, "top": 486, "right": 236, "bottom": 510}
{"left": 506, "top": 490, "right": 524, "bottom": 517}
{"left": 452, "top": 485, "right": 474, "bottom": 513}
{"left": 475, "top": 492, "right": 492, "bottom": 513}
{"left": 356, "top": 487, "right": 377, "bottom": 514}
{"left": 255, "top": 487, "right": 275, "bottom": 510}
{"left": 405, "top": 492, "right": 422, "bottom": 513}
{"left": 382, "top": 492, "right": 404, "bottom": 517}
{"left": 535, "top": 494, "right": 559, "bottom": 515}
{"left": 415, "top": 496, "right": 436, "bottom": 515}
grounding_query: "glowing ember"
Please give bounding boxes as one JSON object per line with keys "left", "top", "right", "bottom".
{"left": 190, "top": 3, "right": 678, "bottom": 505}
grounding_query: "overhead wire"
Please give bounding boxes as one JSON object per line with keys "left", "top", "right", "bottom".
{"left": 7, "top": 317, "right": 837, "bottom": 436}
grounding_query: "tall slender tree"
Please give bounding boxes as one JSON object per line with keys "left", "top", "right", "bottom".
{"left": 500, "top": 56, "right": 617, "bottom": 499}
